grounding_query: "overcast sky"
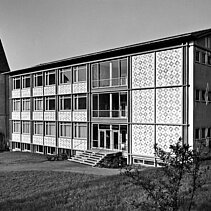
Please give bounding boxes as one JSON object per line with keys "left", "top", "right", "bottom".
{"left": 0, "top": 0, "right": 211, "bottom": 70}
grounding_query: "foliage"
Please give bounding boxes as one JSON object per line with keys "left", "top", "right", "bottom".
{"left": 124, "top": 138, "right": 210, "bottom": 211}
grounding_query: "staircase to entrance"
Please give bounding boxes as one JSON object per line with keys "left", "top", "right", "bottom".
{"left": 68, "top": 149, "right": 120, "bottom": 167}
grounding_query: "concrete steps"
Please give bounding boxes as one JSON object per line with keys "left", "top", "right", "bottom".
{"left": 68, "top": 150, "right": 118, "bottom": 167}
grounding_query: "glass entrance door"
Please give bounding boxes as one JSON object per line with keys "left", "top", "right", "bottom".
{"left": 113, "top": 130, "right": 119, "bottom": 150}
{"left": 99, "top": 130, "right": 110, "bottom": 149}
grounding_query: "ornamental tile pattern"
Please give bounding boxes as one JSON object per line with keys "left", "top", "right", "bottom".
{"left": 21, "top": 89, "right": 30, "bottom": 98}
{"left": 132, "top": 90, "right": 154, "bottom": 123}
{"left": 12, "top": 90, "right": 21, "bottom": 98}
{"left": 132, "top": 124, "right": 154, "bottom": 156}
{"left": 73, "top": 82, "right": 87, "bottom": 93}
{"left": 58, "top": 112, "right": 72, "bottom": 121}
{"left": 33, "top": 87, "right": 43, "bottom": 96}
{"left": 33, "top": 136, "right": 43, "bottom": 145}
{"left": 156, "top": 87, "right": 183, "bottom": 124}
{"left": 12, "top": 133, "right": 21, "bottom": 142}
{"left": 73, "top": 139, "right": 87, "bottom": 150}
{"left": 22, "top": 135, "right": 31, "bottom": 143}
{"left": 44, "top": 137, "right": 56, "bottom": 147}
{"left": 58, "top": 84, "right": 71, "bottom": 95}
{"left": 73, "top": 111, "right": 87, "bottom": 121}
{"left": 12, "top": 112, "right": 20, "bottom": 120}
{"left": 44, "top": 86, "right": 56, "bottom": 96}
{"left": 132, "top": 53, "right": 155, "bottom": 88}
{"left": 156, "top": 125, "right": 182, "bottom": 151}
{"left": 58, "top": 138, "right": 71, "bottom": 149}
{"left": 156, "top": 48, "right": 183, "bottom": 87}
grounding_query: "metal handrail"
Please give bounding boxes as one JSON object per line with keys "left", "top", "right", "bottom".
{"left": 92, "top": 109, "right": 127, "bottom": 118}
{"left": 92, "top": 76, "right": 127, "bottom": 87}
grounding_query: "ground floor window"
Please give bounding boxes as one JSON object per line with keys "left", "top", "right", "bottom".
{"left": 12, "top": 142, "right": 20, "bottom": 149}
{"left": 36, "top": 145, "right": 43, "bottom": 153}
{"left": 22, "top": 143, "right": 30, "bottom": 151}
{"left": 46, "top": 146, "right": 55, "bottom": 154}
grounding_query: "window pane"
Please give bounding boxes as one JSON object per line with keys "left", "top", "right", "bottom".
{"left": 92, "top": 64, "right": 98, "bottom": 87}
{"left": 99, "top": 94, "right": 110, "bottom": 117}
{"left": 49, "top": 73, "right": 55, "bottom": 85}
{"left": 26, "top": 78, "right": 30, "bottom": 87}
{"left": 99, "top": 61, "right": 110, "bottom": 87}
{"left": 64, "top": 98, "right": 71, "bottom": 110}
{"left": 112, "top": 60, "right": 119, "bottom": 86}
{"left": 93, "top": 124, "right": 98, "bottom": 140}
{"left": 49, "top": 99, "right": 55, "bottom": 110}
{"left": 78, "top": 66, "right": 86, "bottom": 82}
{"left": 78, "top": 97, "right": 86, "bottom": 109}
{"left": 38, "top": 75, "right": 43, "bottom": 86}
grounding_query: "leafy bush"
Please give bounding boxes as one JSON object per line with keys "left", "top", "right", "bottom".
{"left": 124, "top": 138, "right": 210, "bottom": 211}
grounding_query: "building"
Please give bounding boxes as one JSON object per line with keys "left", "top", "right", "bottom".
{"left": 5, "top": 28, "right": 211, "bottom": 165}
{"left": 0, "top": 40, "right": 10, "bottom": 150}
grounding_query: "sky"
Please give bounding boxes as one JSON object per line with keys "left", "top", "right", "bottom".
{"left": 0, "top": 0, "right": 211, "bottom": 71}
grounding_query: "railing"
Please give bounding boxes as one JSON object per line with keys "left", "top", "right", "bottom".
{"left": 92, "top": 77, "right": 127, "bottom": 88}
{"left": 92, "top": 110, "right": 127, "bottom": 118}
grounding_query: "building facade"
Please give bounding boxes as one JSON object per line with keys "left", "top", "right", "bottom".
{"left": 7, "top": 29, "right": 211, "bottom": 165}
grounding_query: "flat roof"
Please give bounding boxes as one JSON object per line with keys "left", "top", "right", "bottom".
{"left": 6, "top": 28, "right": 211, "bottom": 76}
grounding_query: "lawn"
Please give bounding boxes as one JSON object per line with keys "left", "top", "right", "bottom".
{"left": 0, "top": 152, "right": 211, "bottom": 211}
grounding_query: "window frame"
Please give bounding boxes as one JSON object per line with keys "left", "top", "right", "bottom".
{"left": 74, "top": 94, "right": 86, "bottom": 110}
{"left": 73, "top": 65, "right": 87, "bottom": 83}
{"left": 45, "top": 122, "right": 56, "bottom": 136}
{"left": 13, "top": 77, "right": 21, "bottom": 90}
{"left": 59, "top": 95, "right": 71, "bottom": 111}
{"left": 59, "top": 122, "right": 71, "bottom": 138}
{"left": 59, "top": 67, "right": 71, "bottom": 84}
{"left": 34, "top": 97, "right": 43, "bottom": 111}
{"left": 34, "top": 73, "right": 43, "bottom": 87}
{"left": 74, "top": 123, "right": 87, "bottom": 139}
{"left": 13, "top": 121, "right": 21, "bottom": 133}
{"left": 22, "top": 75, "right": 31, "bottom": 89}
{"left": 45, "top": 97, "right": 55, "bottom": 111}
{"left": 22, "top": 98, "right": 30, "bottom": 111}
{"left": 34, "top": 121, "right": 43, "bottom": 135}
{"left": 45, "top": 71, "right": 56, "bottom": 86}
{"left": 13, "top": 99, "right": 21, "bottom": 111}
{"left": 22, "top": 121, "right": 30, "bottom": 134}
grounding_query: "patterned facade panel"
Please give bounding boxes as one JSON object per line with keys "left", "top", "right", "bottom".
{"left": 21, "top": 134, "right": 31, "bottom": 144}
{"left": 33, "top": 87, "right": 43, "bottom": 96}
{"left": 12, "top": 90, "right": 20, "bottom": 98}
{"left": 12, "top": 112, "right": 20, "bottom": 120}
{"left": 44, "top": 86, "right": 56, "bottom": 96}
{"left": 12, "top": 133, "right": 21, "bottom": 142}
{"left": 21, "top": 89, "right": 31, "bottom": 98}
{"left": 73, "top": 139, "right": 87, "bottom": 151}
{"left": 73, "top": 111, "right": 87, "bottom": 122}
{"left": 156, "top": 87, "right": 183, "bottom": 124}
{"left": 73, "top": 83, "right": 87, "bottom": 93}
{"left": 44, "top": 136, "right": 56, "bottom": 147}
{"left": 58, "top": 111, "right": 71, "bottom": 121}
{"left": 132, "top": 53, "right": 155, "bottom": 88}
{"left": 44, "top": 112, "right": 55, "bottom": 121}
{"left": 132, "top": 124, "right": 155, "bottom": 157}
{"left": 58, "top": 138, "right": 71, "bottom": 149}
{"left": 33, "top": 135, "right": 43, "bottom": 145}
{"left": 156, "top": 125, "right": 182, "bottom": 151}
{"left": 156, "top": 48, "right": 183, "bottom": 87}
{"left": 21, "top": 112, "right": 30, "bottom": 120}
{"left": 33, "top": 112, "right": 43, "bottom": 120}
{"left": 58, "top": 84, "right": 71, "bottom": 95}
{"left": 132, "top": 90, "right": 154, "bottom": 123}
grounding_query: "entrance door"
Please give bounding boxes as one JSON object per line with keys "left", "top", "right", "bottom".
{"left": 99, "top": 130, "right": 110, "bottom": 149}
{"left": 113, "top": 130, "right": 119, "bottom": 150}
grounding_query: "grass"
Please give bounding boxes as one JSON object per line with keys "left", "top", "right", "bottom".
{"left": 0, "top": 152, "right": 211, "bottom": 210}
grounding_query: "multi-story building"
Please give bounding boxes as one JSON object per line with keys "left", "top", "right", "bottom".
{"left": 6, "top": 28, "right": 211, "bottom": 165}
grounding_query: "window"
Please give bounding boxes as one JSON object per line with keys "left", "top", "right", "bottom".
{"left": 74, "top": 123, "right": 87, "bottom": 139}
{"left": 195, "top": 90, "right": 200, "bottom": 101}
{"left": 59, "top": 95, "right": 71, "bottom": 110}
{"left": 91, "top": 58, "right": 127, "bottom": 88}
{"left": 45, "top": 122, "right": 56, "bottom": 136}
{"left": 34, "top": 98, "right": 43, "bottom": 111}
{"left": 195, "top": 128, "right": 200, "bottom": 139}
{"left": 201, "top": 128, "right": 206, "bottom": 139}
{"left": 59, "top": 122, "right": 71, "bottom": 137}
{"left": 13, "top": 121, "right": 20, "bottom": 133}
{"left": 22, "top": 98, "right": 30, "bottom": 111}
{"left": 13, "top": 99, "right": 20, "bottom": 111}
{"left": 34, "top": 73, "right": 43, "bottom": 87}
{"left": 195, "top": 51, "right": 200, "bottom": 62}
{"left": 74, "top": 94, "right": 86, "bottom": 110}
{"left": 36, "top": 145, "right": 43, "bottom": 153}
{"left": 47, "top": 147, "right": 55, "bottom": 154}
{"left": 207, "top": 128, "right": 211, "bottom": 137}
{"left": 73, "top": 65, "right": 86, "bottom": 83}
{"left": 23, "top": 143, "right": 30, "bottom": 151}
{"left": 22, "top": 121, "right": 30, "bottom": 134}
{"left": 13, "top": 77, "right": 20, "bottom": 89}
{"left": 45, "top": 97, "right": 55, "bottom": 111}
{"left": 201, "top": 52, "right": 206, "bottom": 64}
{"left": 59, "top": 68, "right": 71, "bottom": 84}
{"left": 34, "top": 122, "right": 43, "bottom": 135}
{"left": 45, "top": 71, "right": 55, "bottom": 86}
{"left": 201, "top": 90, "right": 206, "bottom": 102}
{"left": 22, "top": 75, "right": 30, "bottom": 88}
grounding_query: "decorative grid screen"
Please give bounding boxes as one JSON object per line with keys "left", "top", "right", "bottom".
{"left": 132, "top": 53, "right": 155, "bottom": 88}
{"left": 156, "top": 125, "right": 182, "bottom": 151}
{"left": 132, "top": 124, "right": 154, "bottom": 156}
{"left": 156, "top": 48, "right": 183, "bottom": 87}
{"left": 156, "top": 87, "right": 183, "bottom": 124}
{"left": 132, "top": 89, "right": 154, "bottom": 123}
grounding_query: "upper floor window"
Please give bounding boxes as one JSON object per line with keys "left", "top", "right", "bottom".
{"left": 74, "top": 123, "right": 87, "bottom": 139}
{"left": 13, "top": 121, "right": 20, "bottom": 133}
{"left": 45, "top": 97, "right": 55, "bottom": 111}
{"left": 22, "top": 121, "right": 30, "bottom": 134}
{"left": 74, "top": 94, "right": 86, "bottom": 110}
{"left": 13, "top": 99, "right": 20, "bottom": 111}
{"left": 22, "top": 75, "right": 30, "bottom": 89}
{"left": 34, "top": 73, "right": 43, "bottom": 87}
{"left": 45, "top": 71, "right": 55, "bottom": 86}
{"left": 34, "top": 98, "right": 43, "bottom": 111}
{"left": 59, "top": 95, "right": 71, "bottom": 110}
{"left": 73, "top": 65, "right": 86, "bottom": 83}
{"left": 195, "top": 90, "right": 200, "bottom": 101}
{"left": 34, "top": 122, "right": 43, "bottom": 135}
{"left": 92, "top": 58, "right": 127, "bottom": 88}
{"left": 201, "top": 52, "right": 206, "bottom": 64}
{"left": 59, "top": 122, "right": 71, "bottom": 138}
{"left": 195, "top": 51, "right": 200, "bottom": 62}
{"left": 22, "top": 98, "right": 30, "bottom": 111}
{"left": 13, "top": 77, "right": 20, "bottom": 90}
{"left": 59, "top": 67, "right": 71, "bottom": 84}
{"left": 45, "top": 122, "right": 55, "bottom": 136}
